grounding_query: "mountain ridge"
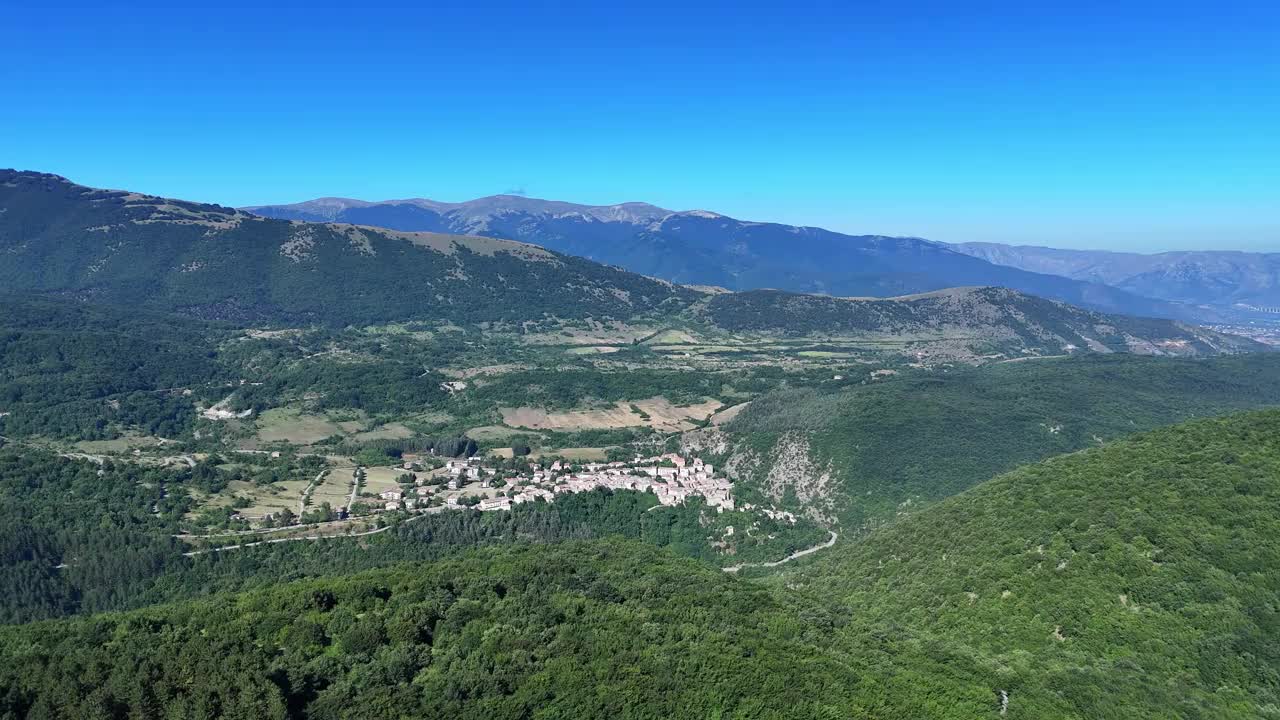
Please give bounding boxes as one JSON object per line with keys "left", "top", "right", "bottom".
{"left": 245, "top": 192, "right": 1210, "bottom": 322}
{"left": 952, "top": 241, "right": 1280, "bottom": 311}
{"left": 0, "top": 170, "right": 1260, "bottom": 360}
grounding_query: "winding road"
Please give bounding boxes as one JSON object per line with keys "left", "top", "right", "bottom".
{"left": 722, "top": 530, "right": 838, "bottom": 573}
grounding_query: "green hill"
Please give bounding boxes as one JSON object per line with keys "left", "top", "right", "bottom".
{"left": 0, "top": 295, "right": 234, "bottom": 439}
{"left": 0, "top": 170, "right": 699, "bottom": 326}
{"left": 785, "top": 409, "right": 1280, "bottom": 718}
{"left": 0, "top": 540, "right": 863, "bottom": 720}
{"left": 722, "top": 354, "right": 1280, "bottom": 525}
{"left": 704, "top": 287, "right": 1261, "bottom": 355}
{"left": 3, "top": 412, "right": 1277, "bottom": 718}
{"left": 2, "top": 170, "right": 1264, "bottom": 359}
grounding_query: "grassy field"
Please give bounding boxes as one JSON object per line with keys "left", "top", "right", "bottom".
{"left": 352, "top": 422, "right": 414, "bottom": 441}
{"left": 255, "top": 408, "right": 343, "bottom": 445}
{"left": 308, "top": 470, "right": 355, "bottom": 508}
{"left": 200, "top": 478, "right": 312, "bottom": 519}
{"left": 360, "top": 466, "right": 406, "bottom": 495}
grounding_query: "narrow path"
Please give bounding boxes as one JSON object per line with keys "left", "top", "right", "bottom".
{"left": 299, "top": 469, "right": 326, "bottom": 515}
{"left": 722, "top": 530, "right": 838, "bottom": 573}
{"left": 346, "top": 468, "right": 362, "bottom": 513}
{"left": 183, "top": 524, "right": 392, "bottom": 556}
{"left": 180, "top": 506, "right": 447, "bottom": 556}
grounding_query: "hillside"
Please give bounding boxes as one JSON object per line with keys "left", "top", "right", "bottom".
{"left": 703, "top": 286, "right": 1259, "bottom": 355}
{"left": 0, "top": 295, "right": 235, "bottom": 439}
{"left": 246, "top": 194, "right": 1205, "bottom": 321}
{"left": 716, "top": 353, "right": 1280, "bottom": 524}
{"left": 0, "top": 171, "right": 700, "bottom": 326}
{"left": 0, "top": 540, "right": 865, "bottom": 719}
{"left": 3, "top": 412, "right": 1277, "bottom": 719}
{"left": 786, "top": 409, "right": 1280, "bottom": 718}
{"left": 953, "top": 241, "right": 1280, "bottom": 316}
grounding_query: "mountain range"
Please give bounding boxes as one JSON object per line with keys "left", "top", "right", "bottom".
{"left": 1, "top": 170, "right": 1255, "bottom": 358}
{"left": 952, "top": 242, "right": 1280, "bottom": 312}
{"left": 245, "top": 194, "right": 1211, "bottom": 322}
{"left": 0, "top": 171, "right": 697, "bottom": 326}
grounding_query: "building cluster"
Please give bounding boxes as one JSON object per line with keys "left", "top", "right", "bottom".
{"left": 373, "top": 453, "right": 736, "bottom": 516}
{"left": 543, "top": 454, "right": 734, "bottom": 511}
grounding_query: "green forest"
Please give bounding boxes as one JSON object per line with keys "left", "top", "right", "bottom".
{"left": 3, "top": 411, "right": 1278, "bottom": 718}
{"left": 728, "top": 353, "right": 1280, "bottom": 526}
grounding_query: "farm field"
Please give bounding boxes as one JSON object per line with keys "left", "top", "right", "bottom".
{"left": 500, "top": 396, "right": 722, "bottom": 431}
{"left": 254, "top": 408, "right": 343, "bottom": 445}
{"left": 352, "top": 422, "right": 414, "bottom": 442}
{"left": 308, "top": 471, "right": 355, "bottom": 508}
{"left": 360, "top": 466, "right": 405, "bottom": 495}
{"left": 198, "top": 478, "right": 312, "bottom": 519}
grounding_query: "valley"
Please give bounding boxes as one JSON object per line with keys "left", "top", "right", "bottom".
{"left": 1, "top": 171, "right": 1278, "bottom": 719}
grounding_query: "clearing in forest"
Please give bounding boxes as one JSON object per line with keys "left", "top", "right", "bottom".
{"left": 255, "top": 408, "right": 344, "bottom": 445}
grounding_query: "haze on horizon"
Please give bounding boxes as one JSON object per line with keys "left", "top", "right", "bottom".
{"left": 4, "top": 1, "right": 1277, "bottom": 253}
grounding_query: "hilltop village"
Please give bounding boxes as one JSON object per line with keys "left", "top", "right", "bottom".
{"left": 364, "top": 453, "right": 742, "bottom": 516}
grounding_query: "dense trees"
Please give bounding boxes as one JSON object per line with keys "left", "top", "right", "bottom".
{"left": 779, "top": 408, "right": 1280, "bottom": 718}
{"left": 729, "top": 353, "right": 1280, "bottom": 526}
{"left": 0, "top": 295, "right": 231, "bottom": 440}
{"left": 0, "top": 541, "right": 864, "bottom": 720}
{"left": 3, "top": 411, "right": 1278, "bottom": 717}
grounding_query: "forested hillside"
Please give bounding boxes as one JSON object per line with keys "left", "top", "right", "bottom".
{"left": 784, "top": 409, "right": 1280, "bottom": 718}
{"left": 0, "top": 171, "right": 699, "bottom": 326}
{"left": 723, "top": 353, "right": 1280, "bottom": 525}
{"left": 705, "top": 286, "right": 1259, "bottom": 354}
{"left": 0, "top": 295, "right": 233, "bottom": 438}
{"left": 0, "top": 444, "right": 820, "bottom": 624}
{"left": 0, "top": 541, "right": 864, "bottom": 720}
{"left": 4, "top": 411, "right": 1277, "bottom": 719}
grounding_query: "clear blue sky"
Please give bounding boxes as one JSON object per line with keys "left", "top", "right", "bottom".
{"left": 4, "top": 1, "right": 1277, "bottom": 251}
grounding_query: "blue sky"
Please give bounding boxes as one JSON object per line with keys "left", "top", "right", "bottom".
{"left": 3, "top": 1, "right": 1277, "bottom": 251}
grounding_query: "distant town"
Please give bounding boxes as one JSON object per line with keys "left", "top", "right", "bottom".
{"left": 375, "top": 453, "right": 739, "bottom": 514}
{"left": 235, "top": 452, "right": 799, "bottom": 528}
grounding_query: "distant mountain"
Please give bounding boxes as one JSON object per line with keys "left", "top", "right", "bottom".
{"left": 703, "top": 286, "right": 1259, "bottom": 356}
{"left": 952, "top": 242, "right": 1280, "bottom": 312}
{"left": 0, "top": 171, "right": 699, "bottom": 326}
{"left": 1, "top": 170, "right": 1260, "bottom": 359}
{"left": 246, "top": 195, "right": 1208, "bottom": 322}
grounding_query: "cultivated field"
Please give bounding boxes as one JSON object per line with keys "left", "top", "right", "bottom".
{"left": 255, "top": 408, "right": 343, "bottom": 445}
{"left": 500, "top": 396, "right": 722, "bottom": 432}
{"left": 308, "top": 470, "right": 356, "bottom": 508}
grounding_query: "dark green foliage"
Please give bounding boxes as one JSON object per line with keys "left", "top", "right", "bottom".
{"left": 785, "top": 409, "right": 1280, "bottom": 718}
{"left": 0, "top": 295, "right": 232, "bottom": 439}
{"left": 0, "top": 540, "right": 865, "bottom": 720}
{"left": 458, "top": 368, "right": 728, "bottom": 410}
{"left": 730, "top": 353, "right": 1280, "bottom": 525}
{"left": 5, "top": 411, "right": 1277, "bottom": 718}
{"left": 0, "top": 451, "right": 190, "bottom": 624}
{"left": 0, "top": 443, "right": 823, "bottom": 623}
